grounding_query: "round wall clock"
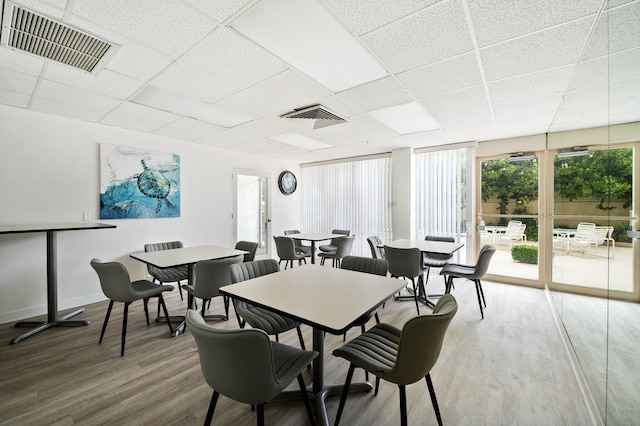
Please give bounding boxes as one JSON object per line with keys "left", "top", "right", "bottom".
{"left": 278, "top": 171, "right": 297, "bottom": 195}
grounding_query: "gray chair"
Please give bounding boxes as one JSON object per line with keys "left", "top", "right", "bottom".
{"left": 440, "top": 245, "right": 496, "bottom": 319}
{"left": 186, "top": 310, "right": 318, "bottom": 426}
{"left": 230, "top": 259, "right": 306, "bottom": 349}
{"left": 422, "top": 235, "right": 455, "bottom": 285}
{"left": 340, "top": 255, "right": 388, "bottom": 340}
{"left": 384, "top": 245, "right": 427, "bottom": 314}
{"left": 183, "top": 255, "right": 243, "bottom": 321}
{"left": 234, "top": 240, "right": 259, "bottom": 262}
{"left": 274, "top": 235, "right": 307, "bottom": 269}
{"left": 90, "top": 258, "right": 175, "bottom": 356}
{"left": 283, "top": 230, "right": 312, "bottom": 258}
{"left": 367, "top": 236, "right": 385, "bottom": 259}
{"left": 333, "top": 294, "right": 458, "bottom": 426}
{"left": 144, "top": 241, "right": 188, "bottom": 300}
{"left": 318, "top": 229, "right": 350, "bottom": 253}
{"left": 319, "top": 235, "right": 355, "bottom": 267}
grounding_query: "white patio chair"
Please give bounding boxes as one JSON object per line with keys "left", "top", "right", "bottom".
{"left": 497, "top": 220, "right": 526, "bottom": 248}
{"left": 567, "top": 222, "right": 596, "bottom": 255}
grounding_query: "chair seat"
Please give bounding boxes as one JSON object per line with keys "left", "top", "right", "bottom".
{"left": 423, "top": 257, "right": 450, "bottom": 268}
{"left": 271, "top": 340, "right": 318, "bottom": 384}
{"left": 296, "top": 246, "right": 312, "bottom": 256}
{"left": 238, "top": 303, "right": 301, "bottom": 335}
{"left": 439, "top": 263, "right": 475, "bottom": 278}
{"left": 131, "top": 280, "right": 175, "bottom": 300}
{"left": 333, "top": 323, "right": 400, "bottom": 376}
{"left": 318, "top": 244, "right": 337, "bottom": 253}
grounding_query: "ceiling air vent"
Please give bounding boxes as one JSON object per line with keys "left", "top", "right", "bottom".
{"left": 280, "top": 104, "right": 347, "bottom": 129}
{"left": 0, "top": 2, "right": 118, "bottom": 74}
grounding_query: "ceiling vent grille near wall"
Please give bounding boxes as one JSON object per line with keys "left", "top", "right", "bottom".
{"left": 280, "top": 104, "right": 347, "bottom": 129}
{"left": 0, "top": 2, "right": 117, "bottom": 74}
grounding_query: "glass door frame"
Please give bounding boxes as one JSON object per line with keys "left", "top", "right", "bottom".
{"left": 232, "top": 169, "right": 271, "bottom": 258}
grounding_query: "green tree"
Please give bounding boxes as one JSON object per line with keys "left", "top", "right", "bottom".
{"left": 481, "top": 158, "right": 538, "bottom": 219}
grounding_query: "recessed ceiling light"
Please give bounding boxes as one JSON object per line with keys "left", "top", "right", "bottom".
{"left": 131, "top": 85, "right": 251, "bottom": 128}
{"left": 268, "top": 132, "right": 332, "bottom": 150}
{"left": 230, "top": 0, "right": 387, "bottom": 92}
{"left": 369, "top": 102, "right": 440, "bottom": 135}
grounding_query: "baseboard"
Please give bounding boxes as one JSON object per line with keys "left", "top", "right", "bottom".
{"left": 0, "top": 292, "right": 106, "bottom": 325}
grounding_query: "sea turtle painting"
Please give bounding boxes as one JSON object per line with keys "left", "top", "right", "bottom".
{"left": 134, "top": 159, "right": 175, "bottom": 213}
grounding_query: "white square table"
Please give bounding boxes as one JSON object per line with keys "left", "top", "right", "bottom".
{"left": 220, "top": 264, "right": 406, "bottom": 426}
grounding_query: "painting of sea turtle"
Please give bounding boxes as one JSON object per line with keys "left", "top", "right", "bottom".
{"left": 99, "top": 144, "right": 180, "bottom": 219}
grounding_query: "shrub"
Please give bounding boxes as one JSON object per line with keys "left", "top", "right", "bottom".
{"left": 612, "top": 224, "right": 631, "bottom": 243}
{"left": 511, "top": 245, "right": 538, "bottom": 264}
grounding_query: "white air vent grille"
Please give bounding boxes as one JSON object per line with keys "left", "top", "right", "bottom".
{"left": 280, "top": 104, "right": 347, "bottom": 129}
{"left": 1, "top": 3, "right": 116, "bottom": 73}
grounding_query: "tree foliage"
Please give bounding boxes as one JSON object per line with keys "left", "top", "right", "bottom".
{"left": 481, "top": 158, "right": 538, "bottom": 216}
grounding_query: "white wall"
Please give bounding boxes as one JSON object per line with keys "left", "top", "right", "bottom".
{"left": 0, "top": 105, "right": 300, "bottom": 323}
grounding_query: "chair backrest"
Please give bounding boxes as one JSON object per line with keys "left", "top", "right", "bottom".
{"left": 330, "top": 229, "right": 350, "bottom": 245}
{"left": 90, "top": 259, "right": 137, "bottom": 303}
{"left": 144, "top": 241, "right": 187, "bottom": 280}
{"left": 574, "top": 222, "right": 596, "bottom": 241}
{"left": 186, "top": 310, "right": 282, "bottom": 404}
{"left": 234, "top": 241, "right": 259, "bottom": 262}
{"left": 424, "top": 235, "right": 455, "bottom": 260}
{"left": 284, "top": 229, "right": 307, "bottom": 251}
{"left": 192, "top": 255, "right": 244, "bottom": 299}
{"left": 505, "top": 221, "right": 525, "bottom": 235}
{"left": 333, "top": 235, "right": 356, "bottom": 258}
{"left": 469, "top": 245, "right": 496, "bottom": 278}
{"left": 384, "top": 245, "right": 424, "bottom": 278}
{"left": 341, "top": 255, "right": 387, "bottom": 276}
{"left": 273, "top": 236, "right": 298, "bottom": 260}
{"left": 230, "top": 259, "right": 280, "bottom": 283}
{"left": 592, "top": 226, "right": 610, "bottom": 245}
{"left": 390, "top": 294, "right": 458, "bottom": 385}
{"left": 367, "top": 236, "right": 384, "bottom": 259}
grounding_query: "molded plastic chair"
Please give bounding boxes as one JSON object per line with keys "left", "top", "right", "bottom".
{"left": 567, "top": 222, "right": 597, "bottom": 255}
{"left": 422, "top": 235, "right": 455, "bottom": 285}
{"left": 234, "top": 240, "right": 259, "bottom": 262}
{"left": 186, "top": 310, "right": 318, "bottom": 426}
{"left": 90, "top": 258, "right": 175, "bottom": 356}
{"left": 274, "top": 236, "right": 307, "bottom": 269}
{"left": 367, "top": 236, "right": 385, "bottom": 259}
{"left": 230, "top": 259, "right": 306, "bottom": 349}
{"left": 384, "top": 245, "right": 427, "bottom": 314}
{"left": 318, "top": 229, "right": 350, "bottom": 253}
{"left": 440, "top": 245, "right": 496, "bottom": 319}
{"left": 144, "top": 241, "right": 188, "bottom": 300}
{"left": 182, "top": 255, "right": 243, "bottom": 321}
{"left": 319, "top": 235, "right": 355, "bottom": 267}
{"left": 333, "top": 294, "right": 458, "bottom": 426}
{"left": 283, "top": 230, "right": 312, "bottom": 258}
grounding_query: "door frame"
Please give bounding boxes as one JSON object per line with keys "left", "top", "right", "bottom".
{"left": 232, "top": 169, "right": 271, "bottom": 258}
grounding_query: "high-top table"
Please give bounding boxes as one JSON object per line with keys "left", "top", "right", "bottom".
{"left": 0, "top": 222, "right": 116, "bottom": 344}
{"left": 130, "top": 245, "right": 247, "bottom": 336}
{"left": 283, "top": 232, "right": 339, "bottom": 264}
{"left": 220, "top": 264, "right": 405, "bottom": 426}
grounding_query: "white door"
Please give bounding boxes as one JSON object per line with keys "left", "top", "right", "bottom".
{"left": 234, "top": 171, "right": 269, "bottom": 257}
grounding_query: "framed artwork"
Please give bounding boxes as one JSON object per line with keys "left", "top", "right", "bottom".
{"left": 99, "top": 144, "right": 181, "bottom": 219}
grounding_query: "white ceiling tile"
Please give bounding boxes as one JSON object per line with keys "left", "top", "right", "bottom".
{"left": 71, "top": 0, "right": 216, "bottom": 58}
{"left": 35, "top": 80, "right": 121, "bottom": 112}
{"left": 250, "top": 69, "right": 333, "bottom": 109}
{"left": 316, "top": 95, "right": 363, "bottom": 118}
{"left": 337, "top": 77, "right": 413, "bottom": 112}
{"left": 322, "top": 0, "right": 432, "bottom": 35}
{"left": 468, "top": 0, "right": 600, "bottom": 48}
{"left": 30, "top": 97, "right": 106, "bottom": 122}
{"left": 42, "top": 65, "right": 144, "bottom": 99}
{"left": 397, "top": 52, "right": 482, "bottom": 99}
{"left": 0, "top": 89, "right": 31, "bottom": 108}
{"left": 419, "top": 85, "right": 488, "bottom": 116}
{"left": 0, "top": 68, "right": 38, "bottom": 95}
{"left": 154, "top": 117, "right": 224, "bottom": 140}
{"left": 567, "top": 57, "right": 608, "bottom": 90}
{"left": 100, "top": 114, "right": 162, "bottom": 132}
{"left": 153, "top": 61, "right": 242, "bottom": 103}
{"left": 494, "top": 94, "right": 563, "bottom": 127}
{"left": 180, "top": 26, "right": 288, "bottom": 90}
{"left": 0, "top": 48, "right": 45, "bottom": 76}
{"left": 363, "top": 0, "right": 473, "bottom": 73}
{"left": 435, "top": 105, "right": 493, "bottom": 128}
{"left": 480, "top": 17, "right": 594, "bottom": 81}
{"left": 105, "top": 41, "right": 174, "bottom": 82}
{"left": 489, "top": 65, "right": 575, "bottom": 103}
{"left": 106, "top": 102, "right": 180, "bottom": 125}
{"left": 610, "top": 47, "right": 640, "bottom": 82}
{"left": 215, "top": 90, "right": 287, "bottom": 120}
{"left": 609, "top": 1, "right": 640, "bottom": 53}
{"left": 184, "top": 0, "right": 253, "bottom": 22}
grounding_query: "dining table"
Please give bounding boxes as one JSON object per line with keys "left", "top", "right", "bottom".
{"left": 219, "top": 264, "right": 406, "bottom": 426}
{"left": 283, "top": 232, "right": 340, "bottom": 264}
{"left": 0, "top": 222, "right": 116, "bottom": 344}
{"left": 130, "top": 244, "right": 247, "bottom": 336}
{"left": 383, "top": 238, "right": 464, "bottom": 307}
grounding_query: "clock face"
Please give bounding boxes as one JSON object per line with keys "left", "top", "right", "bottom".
{"left": 278, "top": 171, "right": 297, "bottom": 195}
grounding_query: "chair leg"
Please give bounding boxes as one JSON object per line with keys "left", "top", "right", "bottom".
{"left": 297, "top": 374, "right": 315, "bottom": 426}
{"left": 425, "top": 373, "right": 443, "bottom": 426}
{"left": 121, "top": 302, "right": 130, "bottom": 356}
{"left": 410, "top": 278, "right": 420, "bottom": 315}
{"left": 223, "top": 296, "right": 230, "bottom": 320}
{"left": 143, "top": 298, "right": 150, "bottom": 325}
{"left": 158, "top": 294, "right": 174, "bottom": 335}
{"left": 204, "top": 390, "right": 219, "bottom": 426}
{"left": 399, "top": 384, "right": 408, "bottom": 426}
{"left": 477, "top": 279, "right": 487, "bottom": 307}
{"left": 99, "top": 300, "right": 114, "bottom": 344}
{"left": 474, "top": 280, "right": 484, "bottom": 319}
{"left": 374, "top": 312, "right": 380, "bottom": 324}
{"left": 177, "top": 280, "right": 184, "bottom": 300}
{"left": 256, "top": 404, "right": 265, "bottom": 426}
{"left": 335, "top": 364, "right": 355, "bottom": 426}
{"left": 296, "top": 326, "right": 306, "bottom": 350}
{"left": 375, "top": 377, "right": 380, "bottom": 395}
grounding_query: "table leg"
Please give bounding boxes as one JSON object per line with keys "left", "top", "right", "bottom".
{"left": 155, "top": 263, "right": 194, "bottom": 336}
{"left": 310, "top": 241, "right": 317, "bottom": 264}
{"left": 11, "top": 231, "right": 89, "bottom": 344}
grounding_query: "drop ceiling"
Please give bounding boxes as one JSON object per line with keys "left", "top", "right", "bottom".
{"left": 0, "top": 0, "right": 638, "bottom": 163}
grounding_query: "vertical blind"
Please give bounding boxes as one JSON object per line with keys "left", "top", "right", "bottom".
{"left": 301, "top": 156, "right": 392, "bottom": 257}
{"left": 414, "top": 148, "right": 468, "bottom": 241}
